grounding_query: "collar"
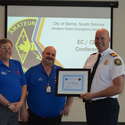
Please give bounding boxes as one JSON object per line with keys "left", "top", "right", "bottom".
{"left": 40, "top": 63, "right": 56, "bottom": 74}
{"left": 41, "top": 63, "right": 55, "bottom": 70}
{"left": 100, "top": 48, "right": 111, "bottom": 57}
{"left": 0, "top": 59, "right": 11, "bottom": 67}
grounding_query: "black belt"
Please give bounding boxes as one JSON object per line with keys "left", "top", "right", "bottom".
{"left": 84, "top": 97, "right": 118, "bottom": 103}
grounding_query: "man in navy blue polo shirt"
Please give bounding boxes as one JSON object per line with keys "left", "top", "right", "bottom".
{"left": 21, "top": 46, "right": 73, "bottom": 125}
{"left": 0, "top": 38, "right": 27, "bottom": 125}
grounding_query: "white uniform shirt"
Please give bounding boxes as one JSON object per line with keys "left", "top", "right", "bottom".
{"left": 84, "top": 48, "right": 125, "bottom": 100}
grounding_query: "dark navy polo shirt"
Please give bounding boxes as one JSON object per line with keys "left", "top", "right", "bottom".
{"left": 26, "top": 63, "right": 66, "bottom": 117}
{"left": 0, "top": 59, "right": 26, "bottom": 102}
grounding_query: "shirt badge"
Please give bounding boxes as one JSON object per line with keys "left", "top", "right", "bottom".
{"left": 104, "top": 60, "right": 109, "bottom": 65}
{"left": 114, "top": 58, "right": 122, "bottom": 65}
{"left": 110, "top": 53, "right": 118, "bottom": 57}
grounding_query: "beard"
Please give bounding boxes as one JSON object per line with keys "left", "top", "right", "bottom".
{"left": 43, "top": 57, "right": 54, "bottom": 66}
{"left": 96, "top": 42, "right": 105, "bottom": 49}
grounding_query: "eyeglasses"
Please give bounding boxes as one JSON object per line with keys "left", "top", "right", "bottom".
{"left": 95, "top": 37, "right": 105, "bottom": 40}
{"left": 0, "top": 46, "right": 12, "bottom": 50}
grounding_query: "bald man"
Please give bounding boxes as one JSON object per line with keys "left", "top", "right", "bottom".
{"left": 80, "top": 29, "right": 125, "bottom": 125}
{"left": 21, "top": 46, "right": 73, "bottom": 125}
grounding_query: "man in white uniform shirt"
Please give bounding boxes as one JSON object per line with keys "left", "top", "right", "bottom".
{"left": 80, "top": 28, "right": 125, "bottom": 125}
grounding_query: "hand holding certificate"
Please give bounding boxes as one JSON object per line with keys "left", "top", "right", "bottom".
{"left": 56, "top": 69, "right": 90, "bottom": 96}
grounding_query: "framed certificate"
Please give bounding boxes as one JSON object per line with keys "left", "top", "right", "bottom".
{"left": 56, "top": 68, "right": 90, "bottom": 96}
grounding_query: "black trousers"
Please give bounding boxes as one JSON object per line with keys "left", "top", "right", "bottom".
{"left": 0, "top": 104, "right": 19, "bottom": 125}
{"left": 85, "top": 98, "right": 119, "bottom": 125}
{"left": 28, "top": 110, "right": 62, "bottom": 125}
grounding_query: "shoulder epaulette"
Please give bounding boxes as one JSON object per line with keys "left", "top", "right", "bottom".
{"left": 110, "top": 52, "right": 118, "bottom": 57}
{"left": 91, "top": 53, "right": 97, "bottom": 55}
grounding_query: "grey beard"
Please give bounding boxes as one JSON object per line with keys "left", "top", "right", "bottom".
{"left": 44, "top": 59, "right": 54, "bottom": 66}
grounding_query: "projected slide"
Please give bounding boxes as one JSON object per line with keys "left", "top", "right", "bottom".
{"left": 7, "top": 16, "right": 110, "bottom": 71}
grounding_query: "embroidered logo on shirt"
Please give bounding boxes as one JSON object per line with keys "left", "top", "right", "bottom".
{"left": 114, "top": 58, "right": 122, "bottom": 65}
{"left": 0, "top": 71, "right": 7, "bottom": 75}
{"left": 38, "top": 77, "right": 43, "bottom": 82}
{"left": 15, "top": 70, "right": 20, "bottom": 75}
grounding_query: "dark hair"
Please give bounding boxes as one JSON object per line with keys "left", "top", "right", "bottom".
{"left": 0, "top": 38, "right": 13, "bottom": 47}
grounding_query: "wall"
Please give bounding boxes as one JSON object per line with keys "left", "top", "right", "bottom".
{"left": 0, "top": 6, "right": 4, "bottom": 38}
{"left": 0, "top": 0, "right": 125, "bottom": 122}
{"left": 113, "top": 0, "right": 125, "bottom": 122}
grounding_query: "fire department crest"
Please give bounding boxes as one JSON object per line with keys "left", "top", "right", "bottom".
{"left": 8, "top": 17, "right": 44, "bottom": 71}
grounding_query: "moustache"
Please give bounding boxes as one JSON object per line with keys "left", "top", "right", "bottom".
{"left": 46, "top": 57, "right": 53, "bottom": 60}
{"left": 96, "top": 42, "right": 104, "bottom": 47}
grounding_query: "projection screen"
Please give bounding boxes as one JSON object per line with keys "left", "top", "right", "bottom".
{"left": 7, "top": 6, "right": 111, "bottom": 71}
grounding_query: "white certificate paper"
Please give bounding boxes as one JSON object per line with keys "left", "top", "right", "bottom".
{"left": 56, "top": 69, "right": 90, "bottom": 96}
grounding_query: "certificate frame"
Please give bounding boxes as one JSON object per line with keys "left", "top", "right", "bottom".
{"left": 56, "top": 68, "right": 90, "bottom": 96}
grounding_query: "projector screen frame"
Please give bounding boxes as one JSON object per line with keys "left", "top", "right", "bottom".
{"left": 4, "top": 1, "right": 118, "bottom": 48}
{"left": 4, "top": 0, "right": 118, "bottom": 70}
{"left": 1, "top": 1, "right": 118, "bottom": 8}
